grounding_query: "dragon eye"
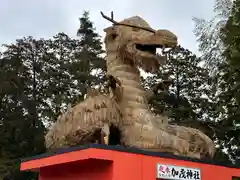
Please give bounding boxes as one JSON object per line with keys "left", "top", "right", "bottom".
{"left": 112, "top": 34, "right": 118, "bottom": 40}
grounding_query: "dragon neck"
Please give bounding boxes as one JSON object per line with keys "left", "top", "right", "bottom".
{"left": 106, "top": 51, "right": 149, "bottom": 111}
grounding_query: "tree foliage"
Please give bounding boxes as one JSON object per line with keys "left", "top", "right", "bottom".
{"left": 193, "top": 0, "right": 240, "bottom": 162}
{"left": 0, "top": 11, "right": 105, "bottom": 179}
{"left": 193, "top": 0, "right": 232, "bottom": 71}
{"left": 76, "top": 11, "right": 106, "bottom": 88}
{"left": 1, "top": 6, "right": 240, "bottom": 179}
{"left": 220, "top": 0, "right": 240, "bottom": 162}
{"left": 144, "top": 46, "right": 217, "bottom": 138}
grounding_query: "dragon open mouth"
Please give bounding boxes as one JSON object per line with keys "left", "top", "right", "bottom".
{"left": 135, "top": 44, "right": 163, "bottom": 55}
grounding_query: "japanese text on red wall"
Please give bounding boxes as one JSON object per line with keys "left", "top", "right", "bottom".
{"left": 156, "top": 164, "right": 201, "bottom": 180}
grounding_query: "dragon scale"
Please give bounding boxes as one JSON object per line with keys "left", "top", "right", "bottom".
{"left": 106, "top": 51, "right": 191, "bottom": 155}
{"left": 45, "top": 12, "right": 216, "bottom": 160}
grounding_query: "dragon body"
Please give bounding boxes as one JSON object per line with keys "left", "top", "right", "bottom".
{"left": 45, "top": 12, "right": 215, "bottom": 159}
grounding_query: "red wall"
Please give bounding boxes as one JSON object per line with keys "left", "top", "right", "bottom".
{"left": 22, "top": 147, "right": 240, "bottom": 180}
{"left": 111, "top": 151, "right": 240, "bottom": 180}
{"left": 39, "top": 159, "right": 113, "bottom": 180}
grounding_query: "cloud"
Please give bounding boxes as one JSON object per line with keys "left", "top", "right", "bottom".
{"left": 0, "top": 0, "right": 215, "bottom": 54}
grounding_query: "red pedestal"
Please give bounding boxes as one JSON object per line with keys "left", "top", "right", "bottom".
{"left": 20, "top": 144, "right": 240, "bottom": 180}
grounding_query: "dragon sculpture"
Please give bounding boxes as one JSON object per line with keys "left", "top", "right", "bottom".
{"left": 45, "top": 12, "right": 216, "bottom": 159}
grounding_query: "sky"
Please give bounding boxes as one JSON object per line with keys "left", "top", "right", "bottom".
{"left": 0, "top": 0, "right": 215, "bottom": 55}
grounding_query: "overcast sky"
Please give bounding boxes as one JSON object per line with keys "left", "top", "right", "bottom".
{"left": 0, "top": 0, "right": 215, "bottom": 54}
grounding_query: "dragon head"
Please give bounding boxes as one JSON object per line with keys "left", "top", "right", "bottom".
{"left": 102, "top": 12, "right": 178, "bottom": 73}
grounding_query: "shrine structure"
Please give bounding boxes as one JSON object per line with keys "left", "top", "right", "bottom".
{"left": 20, "top": 12, "right": 240, "bottom": 180}
{"left": 20, "top": 144, "right": 240, "bottom": 180}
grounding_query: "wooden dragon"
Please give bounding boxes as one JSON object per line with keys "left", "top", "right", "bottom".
{"left": 45, "top": 12, "right": 216, "bottom": 159}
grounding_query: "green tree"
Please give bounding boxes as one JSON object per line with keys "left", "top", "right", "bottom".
{"left": 42, "top": 33, "right": 81, "bottom": 121}
{"left": 193, "top": 0, "right": 239, "bottom": 162}
{"left": 193, "top": 0, "right": 232, "bottom": 72}
{"left": 0, "top": 38, "right": 46, "bottom": 180}
{"left": 145, "top": 46, "right": 217, "bottom": 137}
{"left": 76, "top": 10, "right": 106, "bottom": 93}
{"left": 0, "top": 11, "right": 107, "bottom": 179}
{"left": 219, "top": 0, "right": 240, "bottom": 162}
